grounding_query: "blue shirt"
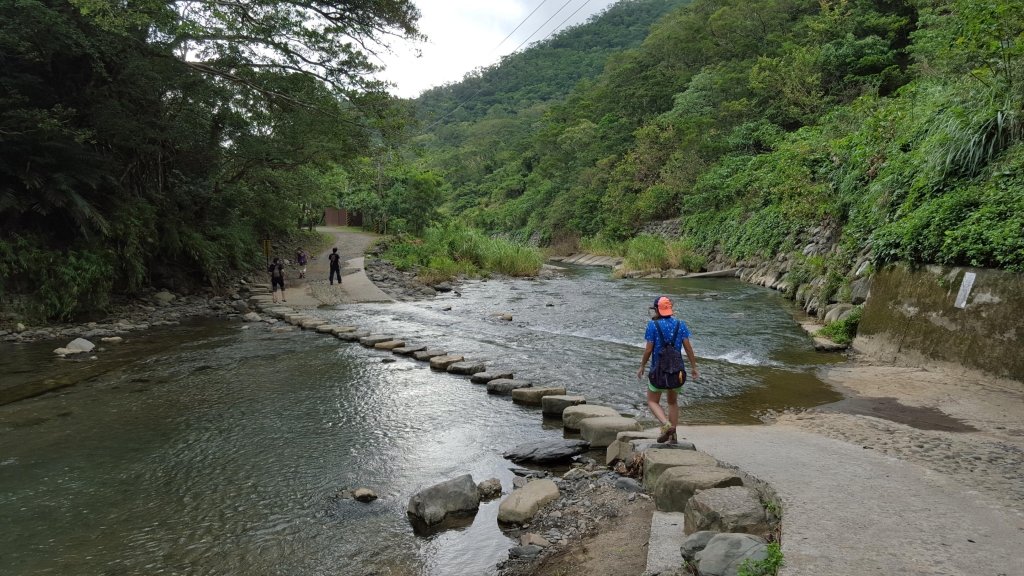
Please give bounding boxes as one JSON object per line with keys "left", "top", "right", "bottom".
{"left": 645, "top": 317, "right": 691, "bottom": 370}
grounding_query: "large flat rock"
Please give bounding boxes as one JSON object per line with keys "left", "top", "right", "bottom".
{"left": 360, "top": 335, "right": 394, "bottom": 346}
{"left": 653, "top": 466, "right": 744, "bottom": 513}
{"left": 561, "top": 405, "right": 619, "bottom": 430}
{"left": 470, "top": 371, "right": 514, "bottom": 384}
{"left": 487, "top": 379, "right": 532, "bottom": 395}
{"left": 374, "top": 340, "right": 406, "bottom": 350}
{"left": 643, "top": 449, "right": 719, "bottom": 490}
{"left": 684, "top": 486, "right": 772, "bottom": 537}
{"left": 511, "top": 387, "right": 567, "bottom": 405}
{"left": 337, "top": 330, "right": 371, "bottom": 341}
{"left": 429, "top": 354, "right": 464, "bottom": 371}
{"left": 331, "top": 326, "right": 358, "bottom": 335}
{"left": 497, "top": 479, "right": 560, "bottom": 525}
{"left": 541, "top": 395, "right": 586, "bottom": 416}
{"left": 393, "top": 345, "right": 427, "bottom": 355}
{"left": 315, "top": 324, "right": 341, "bottom": 334}
{"left": 579, "top": 416, "right": 642, "bottom": 448}
{"left": 448, "top": 361, "right": 486, "bottom": 375}
{"left": 412, "top": 349, "right": 448, "bottom": 361}
{"left": 503, "top": 439, "right": 590, "bottom": 464}
{"left": 300, "top": 318, "right": 327, "bottom": 329}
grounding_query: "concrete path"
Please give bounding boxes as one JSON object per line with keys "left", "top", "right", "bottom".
{"left": 681, "top": 425, "right": 1023, "bottom": 576}
{"left": 647, "top": 512, "right": 687, "bottom": 574}
{"left": 286, "top": 227, "right": 392, "bottom": 306}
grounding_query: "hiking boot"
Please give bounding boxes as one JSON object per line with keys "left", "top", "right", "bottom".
{"left": 666, "top": 432, "right": 679, "bottom": 445}
{"left": 657, "top": 422, "right": 676, "bottom": 443}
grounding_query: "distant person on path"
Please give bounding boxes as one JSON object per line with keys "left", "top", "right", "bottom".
{"left": 328, "top": 247, "right": 342, "bottom": 285}
{"left": 297, "top": 248, "right": 308, "bottom": 279}
{"left": 637, "top": 296, "right": 698, "bottom": 444}
{"left": 269, "top": 257, "right": 286, "bottom": 303}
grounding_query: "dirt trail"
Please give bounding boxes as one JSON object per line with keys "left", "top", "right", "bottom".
{"left": 278, "top": 227, "right": 385, "bottom": 307}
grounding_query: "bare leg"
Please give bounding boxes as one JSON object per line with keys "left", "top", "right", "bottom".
{"left": 282, "top": 288, "right": 286, "bottom": 302}
{"left": 667, "top": 390, "right": 679, "bottom": 428}
{"left": 646, "top": 390, "right": 668, "bottom": 424}
{"left": 272, "top": 286, "right": 277, "bottom": 303}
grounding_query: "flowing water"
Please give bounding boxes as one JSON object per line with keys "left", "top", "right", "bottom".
{"left": 0, "top": 265, "right": 843, "bottom": 575}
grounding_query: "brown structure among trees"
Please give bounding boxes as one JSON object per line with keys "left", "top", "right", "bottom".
{"left": 324, "top": 207, "right": 362, "bottom": 227}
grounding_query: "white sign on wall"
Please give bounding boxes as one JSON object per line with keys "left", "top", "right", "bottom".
{"left": 954, "top": 272, "right": 976, "bottom": 309}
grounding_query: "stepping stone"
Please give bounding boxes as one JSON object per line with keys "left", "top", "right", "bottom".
{"left": 315, "top": 324, "right": 341, "bottom": 334}
{"left": 393, "top": 345, "right": 427, "bottom": 355}
{"left": 511, "top": 387, "right": 567, "bottom": 406}
{"left": 643, "top": 449, "right": 719, "bottom": 490}
{"left": 300, "top": 319, "right": 327, "bottom": 329}
{"left": 470, "top": 371, "right": 513, "bottom": 384}
{"left": 360, "top": 335, "right": 394, "bottom": 346}
{"left": 646, "top": 512, "right": 688, "bottom": 576}
{"left": 504, "top": 439, "right": 590, "bottom": 464}
{"left": 631, "top": 439, "right": 696, "bottom": 453}
{"left": 541, "top": 395, "right": 586, "bottom": 416}
{"left": 429, "top": 354, "right": 464, "bottom": 371}
{"left": 579, "top": 416, "right": 642, "bottom": 448}
{"left": 331, "top": 326, "right": 358, "bottom": 335}
{"left": 487, "top": 379, "right": 532, "bottom": 395}
{"left": 606, "top": 429, "right": 662, "bottom": 465}
{"left": 375, "top": 340, "right": 407, "bottom": 350}
{"left": 337, "top": 330, "right": 371, "bottom": 341}
{"left": 412, "top": 349, "right": 448, "bottom": 361}
{"left": 497, "top": 479, "right": 560, "bottom": 525}
{"left": 561, "top": 405, "right": 619, "bottom": 431}
{"left": 271, "top": 326, "right": 297, "bottom": 333}
{"left": 447, "top": 362, "right": 486, "bottom": 375}
{"left": 285, "top": 315, "right": 309, "bottom": 325}
{"left": 654, "top": 466, "right": 744, "bottom": 513}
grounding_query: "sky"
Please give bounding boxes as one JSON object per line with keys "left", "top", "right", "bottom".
{"left": 375, "top": 0, "right": 620, "bottom": 98}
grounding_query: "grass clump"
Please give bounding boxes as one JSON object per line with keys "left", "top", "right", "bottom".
{"left": 624, "top": 234, "right": 668, "bottom": 270}
{"left": 667, "top": 240, "right": 707, "bottom": 272}
{"left": 817, "top": 306, "right": 862, "bottom": 344}
{"left": 737, "top": 541, "right": 784, "bottom": 576}
{"left": 579, "top": 236, "right": 627, "bottom": 256}
{"left": 380, "top": 222, "right": 542, "bottom": 283}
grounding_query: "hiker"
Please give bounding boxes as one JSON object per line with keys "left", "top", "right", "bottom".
{"left": 297, "top": 248, "right": 308, "bottom": 279}
{"left": 637, "top": 296, "right": 699, "bottom": 444}
{"left": 268, "top": 257, "right": 286, "bottom": 303}
{"left": 328, "top": 247, "right": 342, "bottom": 285}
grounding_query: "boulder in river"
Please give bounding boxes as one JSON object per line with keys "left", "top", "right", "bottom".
{"left": 407, "top": 474, "right": 480, "bottom": 527}
{"left": 503, "top": 439, "right": 590, "bottom": 464}
{"left": 477, "top": 478, "right": 502, "bottom": 500}
{"left": 447, "top": 361, "right": 485, "bottom": 375}
{"left": 694, "top": 533, "right": 768, "bottom": 576}
{"left": 153, "top": 291, "right": 175, "bottom": 303}
{"left": 352, "top": 488, "right": 378, "bottom": 503}
{"left": 66, "top": 338, "right": 96, "bottom": 353}
{"left": 470, "top": 371, "right": 513, "bottom": 384}
{"left": 486, "top": 379, "right": 532, "bottom": 394}
{"left": 242, "top": 312, "right": 261, "bottom": 322}
{"left": 393, "top": 345, "right": 427, "bottom": 355}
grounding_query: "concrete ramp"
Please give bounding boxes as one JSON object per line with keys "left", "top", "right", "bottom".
{"left": 338, "top": 257, "right": 393, "bottom": 303}
{"left": 646, "top": 511, "right": 687, "bottom": 575}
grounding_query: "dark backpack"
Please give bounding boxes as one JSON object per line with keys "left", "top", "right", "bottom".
{"left": 650, "top": 319, "right": 686, "bottom": 390}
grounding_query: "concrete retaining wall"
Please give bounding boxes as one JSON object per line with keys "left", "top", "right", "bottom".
{"left": 854, "top": 264, "right": 1024, "bottom": 381}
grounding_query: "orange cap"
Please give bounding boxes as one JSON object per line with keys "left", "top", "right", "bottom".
{"left": 653, "top": 296, "right": 673, "bottom": 316}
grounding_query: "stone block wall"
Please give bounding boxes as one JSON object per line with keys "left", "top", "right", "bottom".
{"left": 855, "top": 264, "right": 1024, "bottom": 381}
{"left": 638, "top": 219, "right": 682, "bottom": 239}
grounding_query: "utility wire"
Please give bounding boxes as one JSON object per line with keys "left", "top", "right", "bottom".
{"left": 492, "top": 0, "right": 552, "bottom": 53}
{"left": 509, "top": 0, "right": 577, "bottom": 54}
{"left": 539, "top": 0, "right": 596, "bottom": 44}
{"left": 423, "top": 0, "right": 583, "bottom": 131}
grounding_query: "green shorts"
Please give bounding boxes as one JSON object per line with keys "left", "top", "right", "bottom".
{"left": 648, "top": 383, "right": 683, "bottom": 393}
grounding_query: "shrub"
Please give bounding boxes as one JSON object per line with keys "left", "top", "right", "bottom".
{"left": 381, "top": 222, "right": 542, "bottom": 280}
{"left": 817, "top": 306, "right": 862, "bottom": 344}
{"left": 667, "top": 240, "right": 707, "bottom": 271}
{"left": 737, "top": 541, "right": 784, "bottom": 576}
{"left": 579, "top": 236, "right": 628, "bottom": 256}
{"left": 624, "top": 234, "right": 668, "bottom": 270}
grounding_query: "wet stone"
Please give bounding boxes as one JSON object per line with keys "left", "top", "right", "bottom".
{"left": 413, "top": 349, "right": 448, "bottom": 361}
{"left": 337, "top": 330, "right": 371, "bottom": 341}
{"left": 393, "top": 345, "right": 427, "bottom": 356}
{"left": 487, "top": 379, "right": 533, "bottom": 395}
{"left": 375, "top": 340, "right": 407, "bottom": 350}
{"left": 541, "top": 395, "right": 587, "bottom": 416}
{"left": 447, "top": 362, "right": 486, "bottom": 375}
{"left": 511, "top": 387, "right": 567, "bottom": 405}
{"left": 470, "top": 371, "right": 514, "bottom": 384}
{"left": 429, "top": 354, "right": 465, "bottom": 371}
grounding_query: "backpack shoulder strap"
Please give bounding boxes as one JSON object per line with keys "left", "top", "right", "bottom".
{"left": 671, "top": 319, "right": 680, "bottom": 342}
{"left": 653, "top": 319, "right": 671, "bottom": 350}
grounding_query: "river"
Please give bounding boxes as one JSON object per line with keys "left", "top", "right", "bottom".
{"left": 0, "top": 265, "right": 843, "bottom": 575}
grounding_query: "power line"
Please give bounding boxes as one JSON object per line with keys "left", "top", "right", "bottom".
{"left": 422, "top": 0, "right": 584, "bottom": 131}
{"left": 509, "top": 0, "right": 577, "bottom": 54}
{"left": 539, "top": 0, "right": 596, "bottom": 44}
{"left": 492, "top": 0, "right": 552, "bottom": 53}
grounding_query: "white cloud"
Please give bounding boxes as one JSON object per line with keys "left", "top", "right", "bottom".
{"left": 375, "top": 0, "right": 619, "bottom": 98}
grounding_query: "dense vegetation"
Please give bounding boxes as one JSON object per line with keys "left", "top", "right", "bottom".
{"left": 0, "top": 0, "right": 421, "bottom": 320}
{"left": 412, "top": 0, "right": 1024, "bottom": 274}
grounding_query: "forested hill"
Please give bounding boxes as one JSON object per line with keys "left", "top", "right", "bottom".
{"left": 414, "top": 0, "right": 1024, "bottom": 275}
{"left": 414, "top": 0, "right": 687, "bottom": 126}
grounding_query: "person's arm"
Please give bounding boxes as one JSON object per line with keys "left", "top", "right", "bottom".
{"left": 638, "top": 341, "right": 655, "bottom": 379}
{"left": 682, "top": 338, "right": 699, "bottom": 380}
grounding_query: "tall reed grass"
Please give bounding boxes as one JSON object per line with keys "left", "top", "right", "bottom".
{"left": 382, "top": 222, "right": 543, "bottom": 282}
